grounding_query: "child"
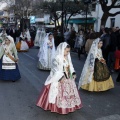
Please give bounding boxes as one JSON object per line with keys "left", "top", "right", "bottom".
{"left": 36, "top": 42, "right": 82, "bottom": 114}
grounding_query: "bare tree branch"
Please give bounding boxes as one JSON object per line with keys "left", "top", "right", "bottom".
{"left": 109, "top": 11, "right": 120, "bottom": 16}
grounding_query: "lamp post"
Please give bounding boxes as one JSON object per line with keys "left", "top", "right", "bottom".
{"left": 60, "top": 0, "right": 65, "bottom": 42}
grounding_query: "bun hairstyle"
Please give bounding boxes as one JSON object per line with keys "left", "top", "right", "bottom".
{"left": 98, "top": 39, "right": 103, "bottom": 44}
{"left": 66, "top": 44, "right": 71, "bottom": 49}
{"left": 99, "top": 39, "right": 103, "bottom": 42}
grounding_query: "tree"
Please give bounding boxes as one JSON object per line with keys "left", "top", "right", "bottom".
{"left": 63, "top": 1, "right": 85, "bottom": 29}
{"left": 36, "top": 0, "right": 85, "bottom": 29}
{"left": 99, "top": 0, "right": 120, "bottom": 27}
{"left": 35, "top": 1, "right": 62, "bottom": 28}
{"left": 8, "top": 0, "right": 36, "bottom": 31}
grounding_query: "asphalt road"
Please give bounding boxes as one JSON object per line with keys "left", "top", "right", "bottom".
{"left": 0, "top": 48, "right": 120, "bottom": 120}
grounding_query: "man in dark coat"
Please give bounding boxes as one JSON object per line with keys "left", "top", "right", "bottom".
{"left": 9, "top": 27, "right": 16, "bottom": 42}
{"left": 101, "top": 27, "right": 111, "bottom": 61}
{"left": 69, "top": 27, "right": 76, "bottom": 51}
{"left": 107, "top": 27, "right": 117, "bottom": 72}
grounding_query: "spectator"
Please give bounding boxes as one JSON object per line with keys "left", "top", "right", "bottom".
{"left": 85, "top": 33, "right": 97, "bottom": 54}
{"left": 69, "top": 27, "right": 76, "bottom": 51}
{"left": 101, "top": 27, "right": 111, "bottom": 61}
{"left": 117, "top": 29, "right": 120, "bottom": 48}
{"left": 74, "top": 30, "right": 84, "bottom": 60}
{"left": 64, "top": 28, "right": 70, "bottom": 43}
{"left": 108, "top": 27, "right": 117, "bottom": 72}
{"left": 116, "top": 71, "right": 120, "bottom": 82}
{"left": 114, "top": 47, "right": 120, "bottom": 70}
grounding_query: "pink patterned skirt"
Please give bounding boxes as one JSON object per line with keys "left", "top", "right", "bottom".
{"left": 36, "top": 78, "right": 82, "bottom": 114}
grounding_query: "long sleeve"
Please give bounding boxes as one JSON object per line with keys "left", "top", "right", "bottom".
{"left": 51, "top": 56, "right": 60, "bottom": 75}
{"left": 69, "top": 58, "right": 75, "bottom": 75}
{"left": 96, "top": 49, "right": 103, "bottom": 60}
{"left": 0, "top": 46, "right": 4, "bottom": 59}
{"left": 45, "top": 55, "right": 64, "bottom": 85}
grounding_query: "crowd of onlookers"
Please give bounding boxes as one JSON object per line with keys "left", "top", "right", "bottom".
{"left": 0, "top": 26, "right": 36, "bottom": 43}
{"left": 63, "top": 26, "right": 120, "bottom": 74}
{"left": 1, "top": 25, "right": 120, "bottom": 75}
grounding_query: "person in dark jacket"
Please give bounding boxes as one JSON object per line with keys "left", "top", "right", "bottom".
{"left": 116, "top": 28, "right": 120, "bottom": 48}
{"left": 69, "top": 27, "right": 76, "bottom": 51}
{"left": 116, "top": 72, "right": 120, "bottom": 82}
{"left": 9, "top": 27, "right": 17, "bottom": 42}
{"left": 107, "top": 27, "right": 117, "bottom": 72}
{"left": 101, "top": 27, "right": 111, "bottom": 62}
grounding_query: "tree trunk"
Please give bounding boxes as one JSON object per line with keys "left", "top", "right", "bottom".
{"left": 54, "top": 20, "right": 57, "bottom": 29}
{"left": 101, "top": 13, "right": 109, "bottom": 28}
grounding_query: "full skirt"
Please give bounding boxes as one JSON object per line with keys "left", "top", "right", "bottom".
{"left": 26, "top": 39, "right": 34, "bottom": 48}
{"left": 37, "top": 48, "right": 52, "bottom": 70}
{"left": 37, "top": 61, "right": 51, "bottom": 70}
{"left": 81, "top": 61, "right": 114, "bottom": 92}
{"left": 0, "top": 59, "right": 21, "bottom": 81}
{"left": 16, "top": 41, "right": 29, "bottom": 52}
{"left": 37, "top": 78, "right": 82, "bottom": 114}
{"left": 81, "top": 76, "right": 114, "bottom": 92}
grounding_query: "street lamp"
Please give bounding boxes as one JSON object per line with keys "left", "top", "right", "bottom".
{"left": 60, "top": 0, "right": 65, "bottom": 42}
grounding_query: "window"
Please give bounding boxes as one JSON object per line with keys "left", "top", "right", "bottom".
{"left": 92, "top": 3, "right": 96, "bottom": 11}
{"left": 110, "top": 18, "right": 115, "bottom": 27}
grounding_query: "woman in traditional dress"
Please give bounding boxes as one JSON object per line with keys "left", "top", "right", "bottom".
{"left": 37, "top": 33, "right": 55, "bottom": 70}
{"left": 16, "top": 37, "right": 29, "bottom": 52}
{"left": 78, "top": 38, "right": 114, "bottom": 92}
{"left": 25, "top": 29, "right": 34, "bottom": 48}
{"left": 39, "top": 29, "right": 46, "bottom": 48}
{"left": 34, "top": 28, "right": 41, "bottom": 47}
{"left": 0, "top": 36, "right": 21, "bottom": 81}
{"left": 36, "top": 42, "right": 82, "bottom": 114}
{"left": 16, "top": 31, "right": 29, "bottom": 52}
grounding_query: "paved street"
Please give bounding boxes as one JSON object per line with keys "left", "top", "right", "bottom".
{"left": 0, "top": 48, "right": 120, "bottom": 120}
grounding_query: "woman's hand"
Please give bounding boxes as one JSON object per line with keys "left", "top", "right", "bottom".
{"left": 100, "top": 58, "right": 106, "bottom": 64}
{"left": 15, "top": 59, "right": 19, "bottom": 63}
{"left": 50, "top": 46, "right": 53, "bottom": 49}
{"left": 73, "top": 75, "right": 77, "bottom": 80}
{"left": 60, "top": 79, "right": 64, "bottom": 83}
{"left": 59, "top": 76, "right": 65, "bottom": 83}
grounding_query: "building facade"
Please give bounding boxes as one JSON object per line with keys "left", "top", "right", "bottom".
{"left": 67, "top": 0, "right": 120, "bottom": 32}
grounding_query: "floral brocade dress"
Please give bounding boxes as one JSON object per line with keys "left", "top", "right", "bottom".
{"left": 36, "top": 58, "right": 82, "bottom": 114}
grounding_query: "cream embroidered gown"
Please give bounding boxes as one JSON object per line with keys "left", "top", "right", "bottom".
{"left": 37, "top": 57, "right": 82, "bottom": 114}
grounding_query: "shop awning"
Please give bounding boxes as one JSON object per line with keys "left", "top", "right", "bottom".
{"left": 68, "top": 18, "right": 96, "bottom": 24}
